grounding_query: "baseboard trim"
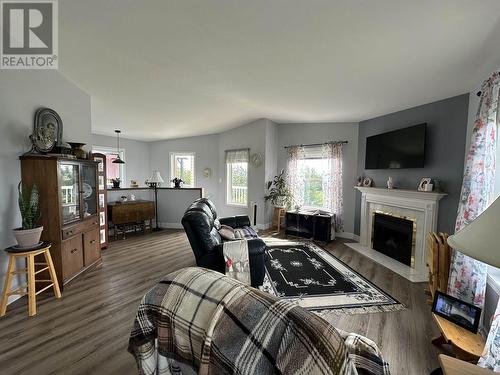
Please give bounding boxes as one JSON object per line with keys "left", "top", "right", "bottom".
{"left": 336, "top": 232, "right": 357, "bottom": 240}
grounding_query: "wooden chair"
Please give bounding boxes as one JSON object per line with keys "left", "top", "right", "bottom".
{"left": 0, "top": 242, "right": 61, "bottom": 317}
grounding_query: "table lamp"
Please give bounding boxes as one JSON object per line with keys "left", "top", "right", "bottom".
{"left": 447, "top": 197, "right": 500, "bottom": 268}
{"left": 148, "top": 171, "right": 164, "bottom": 231}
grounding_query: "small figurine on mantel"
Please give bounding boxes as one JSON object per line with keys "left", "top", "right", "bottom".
{"left": 387, "top": 176, "right": 394, "bottom": 189}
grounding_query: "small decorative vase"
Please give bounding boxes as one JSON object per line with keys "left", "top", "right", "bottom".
{"left": 67, "top": 142, "right": 87, "bottom": 159}
{"left": 387, "top": 177, "right": 394, "bottom": 189}
{"left": 112, "top": 180, "right": 121, "bottom": 189}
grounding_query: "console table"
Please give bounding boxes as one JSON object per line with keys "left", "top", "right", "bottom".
{"left": 108, "top": 200, "right": 155, "bottom": 239}
{"left": 285, "top": 211, "right": 334, "bottom": 242}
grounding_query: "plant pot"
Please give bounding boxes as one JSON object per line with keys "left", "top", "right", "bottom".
{"left": 112, "top": 180, "right": 121, "bottom": 189}
{"left": 13, "top": 226, "right": 43, "bottom": 248}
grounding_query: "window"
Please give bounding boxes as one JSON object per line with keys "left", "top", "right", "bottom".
{"left": 297, "top": 147, "right": 329, "bottom": 209}
{"left": 170, "top": 152, "right": 195, "bottom": 188}
{"left": 225, "top": 149, "right": 249, "bottom": 206}
{"left": 91, "top": 146, "right": 125, "bottom": 187}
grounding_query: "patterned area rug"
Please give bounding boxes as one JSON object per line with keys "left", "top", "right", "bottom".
{"left": 261, "top": 240, "right": 405, "bottom": 315}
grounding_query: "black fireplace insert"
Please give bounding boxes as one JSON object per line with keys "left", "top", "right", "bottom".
{"left": 372, "top": 212, "right": 414, "bottom": 266}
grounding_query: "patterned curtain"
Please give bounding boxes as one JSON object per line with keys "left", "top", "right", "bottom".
{"left": 447, "top": 71, "right": 499, "bottom": 310}
{"left": 476, "top": 71, "right": 500, "bottom": 370}
{"left": 322, "top": 143, "right": 344, "bottom": 232}
{"left": 286, "top": 146, "right": 305, "bottom": 207}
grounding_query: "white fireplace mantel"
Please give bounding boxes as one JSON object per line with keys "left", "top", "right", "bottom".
{"left": 352, "top": 186, "right": 447, "bottom": 282}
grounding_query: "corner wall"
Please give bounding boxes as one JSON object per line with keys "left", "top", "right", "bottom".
{"left": 0, "top": 70, "right": 92, "bottom": 304}
{"left": 354, "top": 94, "right": 470, "bottom": 235}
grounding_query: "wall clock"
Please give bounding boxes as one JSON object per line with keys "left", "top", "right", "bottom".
{"left": 251, "top": 152, "right": 263, "bottom": 167}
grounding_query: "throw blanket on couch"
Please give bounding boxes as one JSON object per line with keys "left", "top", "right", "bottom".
{"left": 128, "top": 267, "right": 390, "bottom": 375}
{"left": 222, "top": 240, "right": 250, "bottom": 284}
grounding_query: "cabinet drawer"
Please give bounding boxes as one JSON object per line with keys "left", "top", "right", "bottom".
{"left": 84, "top": 228, "right": 100, "bottom": 266}
{"left": 62, "top": 236, "right": 84, "bottom": 280}
{"left": 62, "top": 217, "right": 99, "bottom": 240}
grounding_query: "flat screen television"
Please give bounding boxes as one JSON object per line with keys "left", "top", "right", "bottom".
{"left": 365, "top": 123, "right": 426, "bottom": 169}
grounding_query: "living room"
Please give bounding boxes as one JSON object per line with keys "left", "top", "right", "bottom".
{"left": 1, "top": 1, "right": 500, "bottom": 374}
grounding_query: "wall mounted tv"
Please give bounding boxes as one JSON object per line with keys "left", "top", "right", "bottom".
{"left": 365, "top": 123, "right": 426, "bottom": 169}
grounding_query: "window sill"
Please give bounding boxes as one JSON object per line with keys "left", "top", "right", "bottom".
{"left": 488, "top": 266, "right": 500, "bottom": 295}
{"left": 226, "top": 203, "right": 247, "bottom": 208}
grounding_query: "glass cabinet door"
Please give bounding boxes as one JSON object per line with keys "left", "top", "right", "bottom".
{"left": 81, "top": 164, "right": 97, "bottom": 218}
{"left": 59, "top": 163, "right": 81, "bottom": 224}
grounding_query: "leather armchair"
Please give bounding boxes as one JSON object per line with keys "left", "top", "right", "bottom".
{"left": 181, "top": 198, "right": 267, "bottom": 287}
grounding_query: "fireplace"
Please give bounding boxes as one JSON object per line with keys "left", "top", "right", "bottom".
{"left": 372, "top": 212, "right": 416, "bottom": 267}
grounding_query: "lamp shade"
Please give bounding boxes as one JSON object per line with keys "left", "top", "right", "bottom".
{"left": 149, "top": 170, "right": 164, "bottom": 184}
{"left": 447, "top": 197, "right": 500, "bottom": 268}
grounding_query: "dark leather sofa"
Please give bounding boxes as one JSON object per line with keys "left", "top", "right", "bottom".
{"left": 181, "top": 198, "right": 267, "bottom": 287}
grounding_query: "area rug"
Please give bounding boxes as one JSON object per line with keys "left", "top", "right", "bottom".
{"left": 261, "top": 240, "right": 405, "bottom": 315}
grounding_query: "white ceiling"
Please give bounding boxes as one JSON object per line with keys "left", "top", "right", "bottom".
{"left": 59, "top": 0, "right": 500, "bottom": 141}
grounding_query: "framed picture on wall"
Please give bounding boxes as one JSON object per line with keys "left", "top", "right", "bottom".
{"left": 100, "top": 229, "right": 106, "bottom": 244}
{"left": 99, "top": 211, "right": 106, "bottom": 226}
{"left": 98, "top": 176, "right": 105, "bottom": 191}
{"left": 94, "top": 156, "right": 104, "bottom": 172}
{"left": 99, "top": 193, "right": 105, "bottom": 209}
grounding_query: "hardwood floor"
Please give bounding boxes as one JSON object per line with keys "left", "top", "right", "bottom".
{"left": 0, "top": 230, "right": 441, "bottom": 375}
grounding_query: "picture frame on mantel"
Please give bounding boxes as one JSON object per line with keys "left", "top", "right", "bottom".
{"left": 418, "top": 177, "right": 433, "bottom": 192}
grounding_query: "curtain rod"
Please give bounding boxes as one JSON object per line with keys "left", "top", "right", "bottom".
{"left": 284, "top": 140, "right": 348, "bottom": 149}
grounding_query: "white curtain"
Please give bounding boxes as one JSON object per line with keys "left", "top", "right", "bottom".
{"left": 322, "top": 143, "right": 344, "bottom": 232}
{"left": 286, "top": 146, "right": 305, "bottom": 207}
{"left": 474, "top": 70, "right": 500, "bottom": 370}
{"left": 225, "top": 149, "right": 249, "bottom": 164}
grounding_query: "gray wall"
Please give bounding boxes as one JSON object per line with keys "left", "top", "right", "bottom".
{"left": 218, "top": 119, "right": 269, "bottom": 225}
{"left": 277, "top": 122, "right": 359, "bottom": 235}
{"left": 354, "top": 94, "right": 470, "bottom": 235}
{"left": 0, "top": 71, "right": 92, "bottom": 304}
{"left": 91, "top": 134, "right": 151, "bottom": 187}
{"left": 149, "top": 134, "right": 220, "bottom": 208}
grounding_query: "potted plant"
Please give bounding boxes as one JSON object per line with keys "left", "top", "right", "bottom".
{"left": 265, "top": 169, "right": 293, "bottom": 208}
{"left": 171, "top": 177, "right": 184, "bottom": 189}
{"left": 112, "top": 178, "right": 121, "bottom": 189}
{"left": 13, "top": 182, "right": 43, "bottom": 248}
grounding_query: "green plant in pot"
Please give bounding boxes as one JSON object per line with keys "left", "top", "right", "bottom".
{"left": 265, "top": 169, "right": 293, "bottom": 208}
{"left": 13, "top": 182, "right": 43, "bottom": 248}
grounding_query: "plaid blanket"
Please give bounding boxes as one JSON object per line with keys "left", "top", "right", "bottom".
{"left": 128, "top": 267, "right": 390, "bottom": 375}
{"left": 234, "top": 226, "right": 259, "bottom": 240}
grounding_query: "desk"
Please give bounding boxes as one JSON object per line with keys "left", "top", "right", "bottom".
{"left": 108, "top": 200, "right": 155, "bottom": 239}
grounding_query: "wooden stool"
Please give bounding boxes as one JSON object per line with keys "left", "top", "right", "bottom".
{"left": 432, "top": 313, "right": 485, "bottom": 362}
{"left": 272, "top": 207, "right": 286, "bottom": 234}
{"left": 0, "top": 242, "right": 61, "bottom": 317}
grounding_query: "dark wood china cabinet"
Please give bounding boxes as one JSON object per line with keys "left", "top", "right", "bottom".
{"left": 20, "top": 155, "right": 101, "bottom": 289}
